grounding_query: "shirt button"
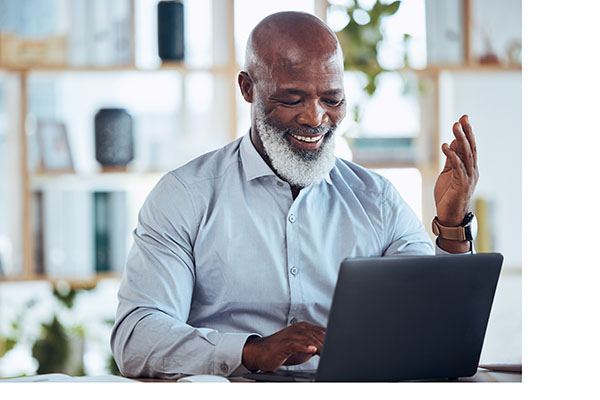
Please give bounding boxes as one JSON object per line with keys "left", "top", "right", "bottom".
{"left": 220, "top": 362, "right": 229, "bottom": 373}
{"left": 290, "top": 318, "right": 298, "bottom": 325}
{"left": 288, "top": 214, "right": 296, "bottom": 223}
{"left": 290, "top": 266, "right": 298, "bottom": 276}
{"left": 276, "top": 181, "right": 284, "bottom": 187}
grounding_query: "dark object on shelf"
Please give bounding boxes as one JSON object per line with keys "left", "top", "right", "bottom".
{"left": 157, "top": 1, "right": 185, "bottom": 62}
{"left": 94, "top": 108, "right": 134, "bottom": 169}
{"left": 479, "top": 52, "right": 499, "bottom": 65}
{"left": 94, "top": 192, "right": 111, "bottom": 273}
{"left": 93, "top": 191, "right": 127, "bottom": 273}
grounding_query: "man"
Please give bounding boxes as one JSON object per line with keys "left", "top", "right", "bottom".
{"left": 111, "top": 11, "right": 478, "bottom": 379}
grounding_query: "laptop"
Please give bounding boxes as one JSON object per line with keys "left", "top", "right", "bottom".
{"left": 243, "top": 253, "right": 503, "bottom": 382}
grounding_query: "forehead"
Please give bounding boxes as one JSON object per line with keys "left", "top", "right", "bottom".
{"left": 266, "top": 51, "right": 344, "bottom": 93}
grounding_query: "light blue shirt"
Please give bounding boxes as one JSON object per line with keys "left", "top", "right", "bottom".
{"left": 111, "top": 133, "right": 445, "bottom": 379}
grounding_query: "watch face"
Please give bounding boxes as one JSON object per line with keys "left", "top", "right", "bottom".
{"left": 432, "top": 218, "right": 440, "bottom": 236}
{"left": 468, "top": 214, "right": 478, "bottom": 240}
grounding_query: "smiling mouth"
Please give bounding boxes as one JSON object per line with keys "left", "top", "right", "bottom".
{"left": 290, "top": 133, "right": 324, "bottom": 143}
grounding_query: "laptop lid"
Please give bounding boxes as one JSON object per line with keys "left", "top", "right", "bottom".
{"left": 314, "top": 253, "right": 503, "bottom": 382}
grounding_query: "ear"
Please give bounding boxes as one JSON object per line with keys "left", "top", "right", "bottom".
{"left": 238, "top": 71, "right": 254, "bottom": 103}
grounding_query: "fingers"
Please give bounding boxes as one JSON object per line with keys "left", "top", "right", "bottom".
{"left": 252, "top": 321, "right": 326, "bottom": 371}
{"left": 452, "top": 121, "right": 474, "bottom": 177}
{"left": 441, "top": 143, "right": 468, "bottom": 180}
{"left": 442, "top": 115, "right": 478, "bottom": 179}
{"left": 459, "top": 114, "right": 478, "bottom": 170}
{"left": 292, "top": 322, "right": 325, "bottom": 355}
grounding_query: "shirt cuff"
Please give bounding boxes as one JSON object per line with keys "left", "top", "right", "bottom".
{"left": 435, "top": 238, "right": 475, "bottom": 255}
{"left": 212, "top": 332, "right": 261, "bottom": 377}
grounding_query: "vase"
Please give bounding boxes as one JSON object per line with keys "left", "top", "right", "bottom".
{"left": 157, "top": 1, "right": 185, "bottom": 62}
{"left": 94, "top": 108, "right": 134, "bottom": 169}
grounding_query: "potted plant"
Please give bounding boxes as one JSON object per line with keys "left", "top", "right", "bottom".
{"left": 333, "top": 0, "right": 422, "bottom": 163}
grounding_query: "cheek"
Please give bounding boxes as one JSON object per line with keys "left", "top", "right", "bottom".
{"left": 330, "top": 103, "right": 347, "bottom": 125}
{"left": 266, "top": 107, "right": 297, "bottom": 126}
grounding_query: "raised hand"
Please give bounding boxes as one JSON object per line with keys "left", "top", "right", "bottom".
{"left": 241, "top": 321, "right": 326, "bottom": 372}
{"left": 434, "top": 114, "right": 479, "bottom": 228}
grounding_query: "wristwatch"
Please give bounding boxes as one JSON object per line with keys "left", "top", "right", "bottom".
{"left": 432, "top": 212, "right": 478, "bottom": 241}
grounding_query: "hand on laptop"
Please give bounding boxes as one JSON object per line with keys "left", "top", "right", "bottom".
{"left": 242, "top": 321, "right": 326, "bottom": 372}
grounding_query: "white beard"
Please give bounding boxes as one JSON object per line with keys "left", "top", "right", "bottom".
{"left": 254, "top": 110, "right": 337, "bottom": 188}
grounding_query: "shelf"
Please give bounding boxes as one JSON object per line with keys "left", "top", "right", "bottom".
{"left": 0, "top": 273, "right": 122, "bottom": 289}
{"left": 0, "top": 62, "right": 240, "bottom": 74}
{"left": 407, "top": 64, "right": 522, "bottom": 74}
{"left": 0, "top": 63, "right": 520, "bottom": 75}
{"left": 31, "top": 171, "right": 165, "bottom": 191}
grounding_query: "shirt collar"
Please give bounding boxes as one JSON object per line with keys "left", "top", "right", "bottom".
{"left": 240, "top": 130, "right": 334, "bottom": 186}
{"left": 240, "top": 131, "right": 276, "bottom": 181}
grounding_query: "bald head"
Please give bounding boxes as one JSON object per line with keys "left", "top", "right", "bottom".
{"left": 245, "top": 12, "right": 343, "bottom": 80}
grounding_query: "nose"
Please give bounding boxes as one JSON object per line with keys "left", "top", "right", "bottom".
{"left": 296, "top": 99, "right": 329, "bottom": 128}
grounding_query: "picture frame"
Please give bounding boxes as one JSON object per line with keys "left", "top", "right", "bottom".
{"left": 35, "top": 119, "right": 74, "bottom": 172}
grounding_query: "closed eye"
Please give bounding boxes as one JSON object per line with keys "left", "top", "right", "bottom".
{"left": 323, "top": 98, "right": 344, "bottom": 106}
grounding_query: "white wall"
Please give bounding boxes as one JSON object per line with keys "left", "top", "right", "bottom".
{"left": 439, "top": 71, "right": 522, "bottom": 269}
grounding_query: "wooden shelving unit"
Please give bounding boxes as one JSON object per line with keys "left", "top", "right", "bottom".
{"left": 0, "top": 0, "right": 521, "bottom": 288}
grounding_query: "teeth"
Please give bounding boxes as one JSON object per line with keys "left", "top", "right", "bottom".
{"left": 291, "top": 134, "right": 322, "bottom": 143}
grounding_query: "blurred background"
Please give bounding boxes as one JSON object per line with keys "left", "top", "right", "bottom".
{"left": 0, "top": 0, "right": 521, "bottom": 378}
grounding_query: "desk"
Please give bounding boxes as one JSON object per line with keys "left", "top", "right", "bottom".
{"left": 134, "top": 369, "right": 521, "bottom": 383}
{"left": 457, "top": 368, "right": 521, "bottom": 382}
{"left": 1, "top": 369, "right": 520, "bottom": 383}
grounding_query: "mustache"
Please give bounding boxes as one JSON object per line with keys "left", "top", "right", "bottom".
{"left": 284, "top": 124, "right": 337, "bottom": 137}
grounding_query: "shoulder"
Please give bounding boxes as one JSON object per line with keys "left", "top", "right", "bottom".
{"left": 143, "top": 137, "right": 244, "bottom": 217}
{"left": 168, "top": 137, "right": 244, "bottom": 188}
{"left": 331, "top": 158, "right": 393, "bottom": 198}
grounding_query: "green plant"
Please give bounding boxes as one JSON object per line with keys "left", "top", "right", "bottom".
{"left": 335, "top": 0, "right": 402, "bottom": 96}
{"left": 1, "top": 298, "right": 38, "bottom": 358}
{"left": 29, "top": 282, "right": 87, "bottom": 375}
{"left": 1, "top": 283, "right": 90, "bottom": 377}
{"left": 107, "top": 353, "right": 121, "bottom": 376}
{"left": 31, "top": 316, "right": 70, "bottom": 374}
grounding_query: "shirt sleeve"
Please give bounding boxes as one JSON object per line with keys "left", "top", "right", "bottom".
{"left": 381, "top": 181, "right": 436, "bottom": 256}
{"left": 110, "top": 172, "right": 258, "bottom": 379}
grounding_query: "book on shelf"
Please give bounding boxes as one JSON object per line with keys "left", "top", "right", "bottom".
{"left": 0, "top": 0, "right": 67, "bottom": 66}
{"left": 33, "top": 191, "right": 44, "bottom": 275}
{"left": 33, "top": 189, "right": 129, "bottom": 278}
{"left": 38, "top": 189, "right": 95, "bottom": 279}
{"left": 0, "top": 0, "right": 132, "bottom": 67}
{"left": 94, "top": 191, "right": 128, "bottom": 274}
{"left": 348, "top": 136, "right": 417, "bottom": 165}
{"left": 93, "top": 192, "right": 110, "bottom": 272}
{"left": 72, "top": 0, "right": 132, "bottom": 67}
{"left": 425, "top": 0, "right": 465, "bottom": 65}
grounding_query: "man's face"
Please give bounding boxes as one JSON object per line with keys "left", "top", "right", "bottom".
{"left": 251, "top": 50, "right": 347, "bottom": 186}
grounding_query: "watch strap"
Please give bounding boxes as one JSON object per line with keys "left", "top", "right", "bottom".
{"left": 432, "top": 215, "right": 472, "bottom": 241}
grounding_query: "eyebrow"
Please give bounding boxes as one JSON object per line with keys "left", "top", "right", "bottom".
{"left": 280, "top": 88, "right": 343, "bottom": 96}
